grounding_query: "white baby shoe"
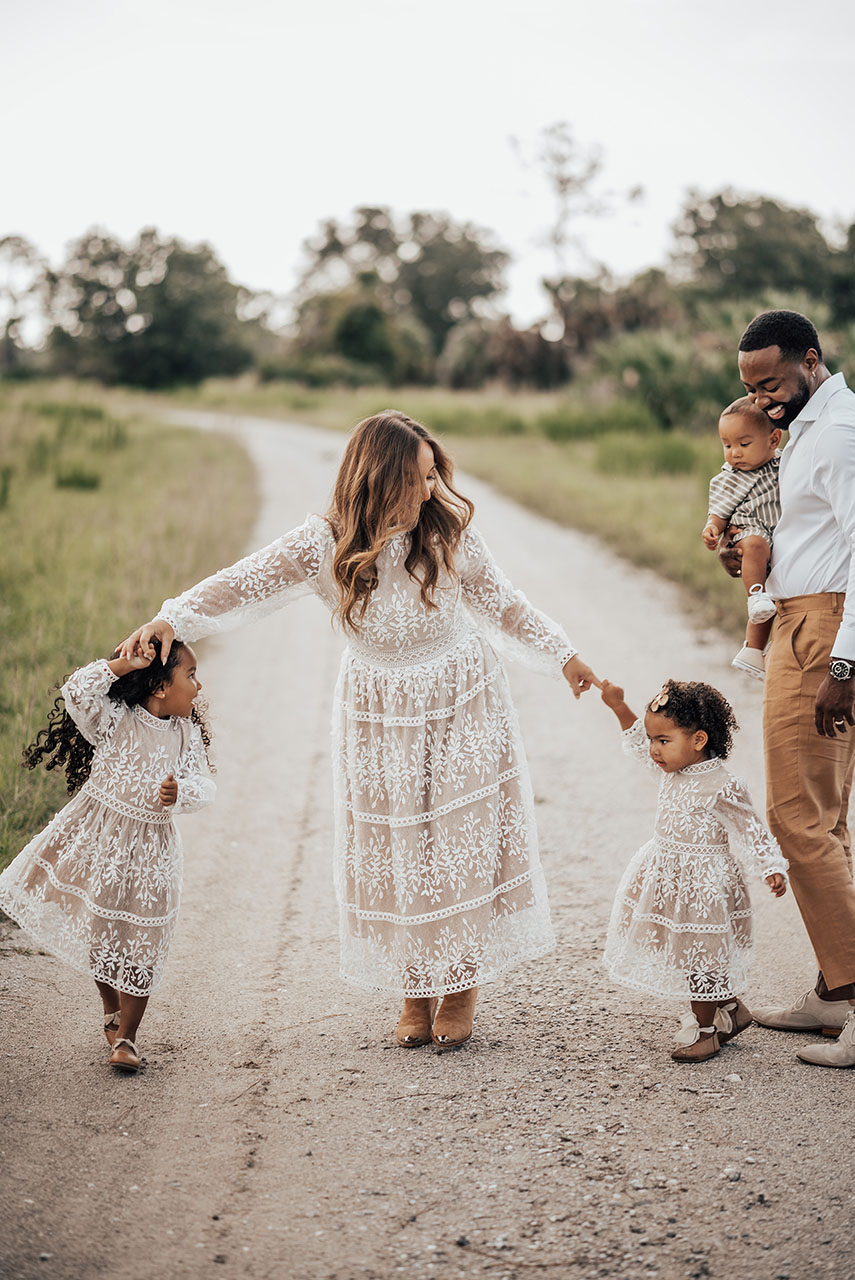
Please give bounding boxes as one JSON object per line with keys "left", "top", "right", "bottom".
{"left": 732, "top": 646, "right": 765, "bottom": 680}
{"left": 747, "top": 584, "right": 777, "bottom": 623}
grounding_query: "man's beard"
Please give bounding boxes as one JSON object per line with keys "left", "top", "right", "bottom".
{"left": 770, "top": 373, "right": 811, "bottom": 429}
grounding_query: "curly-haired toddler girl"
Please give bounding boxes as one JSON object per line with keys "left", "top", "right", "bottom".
{"left": 0, "top": 645, "right": 215, "bottom": 1072}
{"left": 599, "top": 678, "right": 788, "bottom": 1061}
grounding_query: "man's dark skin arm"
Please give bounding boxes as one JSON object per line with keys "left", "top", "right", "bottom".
{"left": 719, "top": 528, "right": 854, "bottom": 739}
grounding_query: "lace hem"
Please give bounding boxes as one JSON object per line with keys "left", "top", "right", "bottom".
{"left": 603, "top": 961, "right": 748, "bottom": 1004}
{"left": 81, "top": 781, "right": 173, "bottom": 824}
{"left": 347, "top": 767, "right": 522, "bottom": 828}
{"left": 343, "top": 868, "right": 536, "bottom": 927}
{"left": 340, "top": 937, "right": 557, "bottom": 999}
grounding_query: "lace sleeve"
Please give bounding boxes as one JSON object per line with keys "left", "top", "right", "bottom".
{"left": 159, "top": 515, "right": 331, "bottom": 642}
{"left": 171, "top": 724, "right": 216, "bottom": 815}
{"left": 61, "top": 660, "right": 125, "bottom": 747}
{"left": 712, "top": 776, "right": 789, "bottom": 881}
{"left": 621, "top": 717, "right": 657, "bottom": 769}
{"left": 457, "top": 525, "right": 576, "bottom": 678}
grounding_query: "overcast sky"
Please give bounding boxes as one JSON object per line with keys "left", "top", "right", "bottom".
{"left": 4, "top": 0, "right": 854, "bottom": 325}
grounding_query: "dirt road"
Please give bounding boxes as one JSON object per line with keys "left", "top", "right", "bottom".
{"left": 1, "top": 411, "right": 851, "bottom": 1280}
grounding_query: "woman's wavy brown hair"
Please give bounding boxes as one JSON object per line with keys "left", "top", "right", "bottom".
{"left": 326, "top": 410, "right": 474, "bottom": 632}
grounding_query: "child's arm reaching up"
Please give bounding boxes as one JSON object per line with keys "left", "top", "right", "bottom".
{"left": 600, "top": 680, "right": 638, "bottom": 731}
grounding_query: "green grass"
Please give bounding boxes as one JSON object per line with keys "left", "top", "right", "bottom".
{"left": 447, "top": 432, "right": 749, "bottom": 637}
{"left": 0, "top": 384, "right": 257, "bottom": 872}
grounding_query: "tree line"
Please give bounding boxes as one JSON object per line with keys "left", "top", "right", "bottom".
{"left": 2, "top": 187, "right": 854, "bottom": 395}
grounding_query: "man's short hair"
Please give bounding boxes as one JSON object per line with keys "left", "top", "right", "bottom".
{"left": 738, "top": 310, "right": 822, "bottom": 363}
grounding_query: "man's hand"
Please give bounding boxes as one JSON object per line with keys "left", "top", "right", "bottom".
{"left": 717, "top": 526, "right": 744, "bottom": 578}
{"left": 159, "top": 773, "right": 179, "bottom": 807}
{"left": 765, "top": 873, "right": 787, "bottom": 898}
{"left": 815, "top": 672, "right": 855, "bottom": 738}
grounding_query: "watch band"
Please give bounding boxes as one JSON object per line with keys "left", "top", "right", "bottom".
{"left": 829, "top": 658, "right": 855, "bottom": 681}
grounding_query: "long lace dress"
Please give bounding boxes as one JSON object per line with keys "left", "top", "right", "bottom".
{"left": 0, "top": 660, "right": 216, "bottom": 994}
{"left": 156, "top": 515, "right": 576, "bottom": 997}
{"left": 604, "top": 719, "right": 788, "bottom": 1002}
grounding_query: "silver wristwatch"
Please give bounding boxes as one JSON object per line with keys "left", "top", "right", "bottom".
{"left": 829, "top": 658, "right": 855, "bottom": 681}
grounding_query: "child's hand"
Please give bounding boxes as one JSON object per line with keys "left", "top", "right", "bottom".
{"left": 701, "top": 523, "right": 720, "bottom": 550}
{"left": 766, "top": 872, "right": 787, "bottom": 898}
{"left": 159, "top": 774, "right": 179, "bottom": 807}
{"left": 600, "top": 679, "right": 626, "bottom": 709}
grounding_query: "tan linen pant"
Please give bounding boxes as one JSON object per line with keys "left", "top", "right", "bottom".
{"left": 763, "top": 592, "right": 855, "bottom": 989}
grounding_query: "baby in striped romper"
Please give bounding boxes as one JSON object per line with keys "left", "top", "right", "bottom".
{"left": 702, "top": 397, "right": 783, "bottom": 680}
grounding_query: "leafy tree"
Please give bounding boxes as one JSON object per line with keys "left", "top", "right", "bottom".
{"left": 46, "top": 228, "right": 260, "bottom": 386}
{"left": 672, "top": 189, "right": 833, "bottom": 297}
{"left": 0, "top": 236, "right": 50, "bottom": 373}
{"left": 297, "top": 206, "right": 509, "bottom": 356}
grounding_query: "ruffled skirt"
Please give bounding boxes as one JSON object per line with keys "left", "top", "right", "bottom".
{"left": 0, "top": 793, "right": 182, "bottom": 996}
{"left": 332, "top": 629, "right": 555, "bottom": 997}
{"left": 604, "top": 837, "right": 753, "bottom": 1002}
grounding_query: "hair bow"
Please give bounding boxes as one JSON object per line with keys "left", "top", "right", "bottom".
{"left": 649, "top": 687, "right": 670, "bottom": 711}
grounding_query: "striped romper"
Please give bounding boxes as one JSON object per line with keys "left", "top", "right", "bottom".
{"left": 707, "top": 451, "right": 781, "bottom": 545}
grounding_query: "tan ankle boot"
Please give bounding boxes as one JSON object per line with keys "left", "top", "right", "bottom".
{"left": 432, "top": 987, "right": 478, "bottom": 1046}
{"left": 396, "top": 997, "right": 437, "bottom": 1047}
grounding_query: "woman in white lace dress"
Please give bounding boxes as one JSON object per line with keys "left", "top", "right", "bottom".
{"left": 0, "top": 645, "right": 215, "bottom": 1072}
{"left": 120, "top": 411, "right": 597, "bottom": 1048}
{"left": 599, "top": 678, "right": 788, "bottom": 1062}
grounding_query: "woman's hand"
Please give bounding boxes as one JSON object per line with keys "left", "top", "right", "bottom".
{"left": 119, "top": 618, "right": 175, "bottom": 663}
{"left": 766, "top": 872, "right": 787, "bottom": 898}
{"left": 562, "top": 655, "right": 600, "bottom": 700}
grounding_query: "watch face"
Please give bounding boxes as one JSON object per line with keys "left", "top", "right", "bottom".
{"left": 830, "top": 660, "right": 854, "bottom": 680}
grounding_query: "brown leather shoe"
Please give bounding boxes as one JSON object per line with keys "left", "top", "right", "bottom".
{"left": 713, "top": 999, "right": 753, "bottom": 1043}
{"left": 396, "top": 998, "right": 437, "bottom": 1047}
{"left": 109, "top": 1037, "right": 141, "bottom": 1072}
{"left": 671, "top": 1030, "right": 721, "bottom": 1062}
{"left": 432, "top": 988, "right": 478, "bottom": 1047}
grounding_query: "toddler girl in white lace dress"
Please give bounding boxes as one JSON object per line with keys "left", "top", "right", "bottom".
{"left": 599, "top": 678, "right": 788, "bottom": 1062}
{"left": 0, "top": 644, "right": 215, "bottom": 1072}
{"left": 119, "top": 410, "right": 599, "bottom": 1051}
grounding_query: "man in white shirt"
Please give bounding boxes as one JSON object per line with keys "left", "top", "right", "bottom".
{"left": 722, "top": 310, "right": 855, "bottom": 1067}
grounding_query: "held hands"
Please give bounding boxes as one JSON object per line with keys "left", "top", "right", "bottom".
{"left": 599, "top": 679, "right": 626, "bottom": 710}
{"left": 159, "top": 773, "right": 179, "bottom": 807}
{"left": 765, "top": 873, "right": 787, "bottom": 898}
{"left": 119, "top": 618, "right": 176, "bottom": 664}
{"left": 562, "top": 655, "right": 601, "bottom": 700}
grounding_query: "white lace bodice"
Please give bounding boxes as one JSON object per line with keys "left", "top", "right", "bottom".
{"left": 621, "top": 718, "right": 788, "bottom": 882}
{"left": 64, "top": 660, "right": 215, "bottom": 817}
{"left": 159, "top": 516, "right": 576, "bottom": 676}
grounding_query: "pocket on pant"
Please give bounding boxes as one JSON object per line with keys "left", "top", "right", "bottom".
{"left": 788, "top": 614, "right": 811, "bottom": 671}
{"left": 788, "top": 612, "right": 832, "bottom": 674}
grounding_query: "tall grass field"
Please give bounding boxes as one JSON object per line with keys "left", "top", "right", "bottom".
{"left": 0, "top": 385, "right": 256, "bottom": 873}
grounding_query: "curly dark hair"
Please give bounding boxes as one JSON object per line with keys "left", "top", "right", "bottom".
{"left": 738, "top": 309, "right": 822, "bottom": 363}
{"left": 645, "top": 679, "right": 738, "bottom": 760}
{"left": 22, "top": 643, "right": 214, "bottom": 795}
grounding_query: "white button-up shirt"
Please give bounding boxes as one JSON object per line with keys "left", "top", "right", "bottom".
{"left": 766, "top": 371, "right": 855, "bottom": 659}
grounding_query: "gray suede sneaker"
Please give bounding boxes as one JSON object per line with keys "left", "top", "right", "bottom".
{"left": 753, "top": 988, "right": 850, "bottom": 1034}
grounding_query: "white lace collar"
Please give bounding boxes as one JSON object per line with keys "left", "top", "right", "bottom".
{"left": 679, "top": 756, "right": 721, "bottom": 776}
{"left": 133, "top": 704, "right": 172, "bottom": 731}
